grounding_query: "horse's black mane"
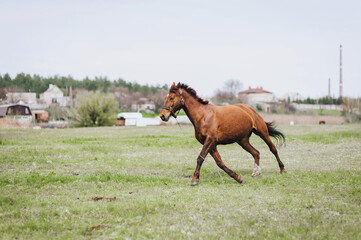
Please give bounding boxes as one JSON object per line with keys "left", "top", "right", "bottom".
{"left": 170, "top": 83, "right": 209, "bottom": 105}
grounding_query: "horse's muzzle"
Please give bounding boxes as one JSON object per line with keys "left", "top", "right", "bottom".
{"left": 160, "top": 113, "right": 170, "bottom": 122}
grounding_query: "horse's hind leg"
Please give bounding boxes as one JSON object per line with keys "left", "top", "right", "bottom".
{"left": 257, "top": 133, "right": 286, "bottom": 173}
{"left": 210, "top": 147, "right": 243, "bottom": 184}
{"left": 238, "top": 138, "right": 261, "bottom": 177}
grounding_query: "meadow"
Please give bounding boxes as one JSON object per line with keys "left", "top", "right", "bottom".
{"left": 0, "top": 124, "right": 360, "bottom": 239}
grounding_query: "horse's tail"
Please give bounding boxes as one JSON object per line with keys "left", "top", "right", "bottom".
{"left": 266, "top": 122, "right": 285, "bottom": 144}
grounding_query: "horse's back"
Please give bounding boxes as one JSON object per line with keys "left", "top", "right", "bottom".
{"left": 233, "top": 104, "right": 269, "bottom": 133}
{"left": 216, "top": 104, "right": 267, "bottom": 130}
{"left": 211, "top": 104, "right": 264, "bottom": 142}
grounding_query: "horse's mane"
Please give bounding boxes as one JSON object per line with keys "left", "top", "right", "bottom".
{"left": 170, "top": 83, "right": 209, "bottom": 105}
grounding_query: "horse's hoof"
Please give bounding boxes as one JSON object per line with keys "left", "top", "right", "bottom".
{"left": 252, "top": 166, "right": 262, "bottom": 178}
{"left": 190, "top": 180, "right": 199, "bottom": 186}
{"left": 280, "top": 169, "right": 287, "bottom": 174}
{"left": 236, "top": 175, "right": 243, "bottom": 184}
{"left": 251, "top": 173, "right": 261, "bottom": 178}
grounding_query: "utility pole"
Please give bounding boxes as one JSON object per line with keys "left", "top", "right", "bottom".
{"left": 328, "top": 78, "right": 331, "bottom": 99}
{"left": 339, "top": 44, "right": 343, "bottom": 98}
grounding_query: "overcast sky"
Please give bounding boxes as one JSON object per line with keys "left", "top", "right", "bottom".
{"left": 1, "top": 0, "right": 360, "bottom": 98}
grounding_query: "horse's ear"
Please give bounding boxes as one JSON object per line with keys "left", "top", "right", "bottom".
{"left": 171, "top": 82, "right": 176, "bottom": 88}
{"left": 176, "top": 82, "right": 181, "bottom": 88}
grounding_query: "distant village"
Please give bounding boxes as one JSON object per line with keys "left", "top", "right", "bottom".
{"left": 0, "top": 83, "right": 161, "bottom": 127}
{"left": 0, "top": 81, "right": 347, "bottom": 128}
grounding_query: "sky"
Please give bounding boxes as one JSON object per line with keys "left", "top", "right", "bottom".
{"left": 0, "top": 0, "right": 360, "bottom": 98}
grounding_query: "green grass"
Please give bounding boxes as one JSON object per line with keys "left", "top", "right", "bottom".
{"left": 0, "top": 124, "right": 360, "bottom": 239}
{"left": 313, "top": 109, "right": 342, "bottom": 116}
{"left": 288, "top": 131, "right": 361, "bottom": 144}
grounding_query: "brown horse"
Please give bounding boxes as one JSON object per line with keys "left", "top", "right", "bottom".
{"left": 160, "top": 83, "right": 286, "bottom": 186}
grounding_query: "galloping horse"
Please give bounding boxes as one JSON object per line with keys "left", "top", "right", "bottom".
{"left": 160, "top": 83, "right": 286, "bottom": 186}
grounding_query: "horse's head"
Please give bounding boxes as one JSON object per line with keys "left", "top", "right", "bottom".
{"left": 160, "top": 82, "right": 184, "bottom": 121}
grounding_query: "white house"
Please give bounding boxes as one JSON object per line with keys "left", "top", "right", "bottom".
{"left": 238, "top": 86, "right": 278, "bottom": 112}
{"left": 131, "top": 98, "right": 155, "bottom": 113}
{"left": 40, "top": 84, "right": 69, "bottom": 107}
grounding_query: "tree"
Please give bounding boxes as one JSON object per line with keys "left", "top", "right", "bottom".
{"left": 151, "top": 89, "right": 168, "bottom": 112}
{"left": 0, "top": 88, "right": 7, "bottom": 101}
{"left": 72, "top": 91, "right": 118, "bottom": 127}
{"left": 211, "top": 89, "right": 235, "bottom": 105}
{"left": 342, "top": 97, "right": 361, "bottom": 123}
{"left": 0, "top": 73, "right": 168, "bottom": 98}
{"left": 223, "top": 79, "right": 242, "bottom": 97}
{"left": 211, "top": 79, "right": 243, "bottom": 105}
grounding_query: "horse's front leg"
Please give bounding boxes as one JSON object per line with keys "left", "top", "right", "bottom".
{"left": 210, "top": 147, "right": 243, "bottom": 184}
{"left": 191, "top": 140, "right": 213, "bottom": 186}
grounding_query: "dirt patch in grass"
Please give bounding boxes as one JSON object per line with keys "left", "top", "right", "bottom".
{"left": 92, "top": 196, "right": 116, "bottom": 202}
{"left": 86, "top": 225, "right": 110, "bottom": 233}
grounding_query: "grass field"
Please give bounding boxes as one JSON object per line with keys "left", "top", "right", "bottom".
{"left": 312, "top": 109, "right": 342, "bottom": 116}
{"left": 0, "top": 124, "right": 360, "bottom": 239}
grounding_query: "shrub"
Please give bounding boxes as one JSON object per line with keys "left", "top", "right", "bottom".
{"left": 256, "top": 104, "right": 263, "bottom": 112}
{"left": 72, "top": 91, "right": 118, "bottom": 127}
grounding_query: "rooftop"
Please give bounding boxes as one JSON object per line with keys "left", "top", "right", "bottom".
{"left": 239, "top": 86, "right": 272, "bottom": 95}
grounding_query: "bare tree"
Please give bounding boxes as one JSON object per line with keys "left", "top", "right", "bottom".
{"left": 342, "top": 97, "right": 361, "bottom": 123}
{"left": 109, "top": 86, "right": 130, "bottom": 111}
{"left": 0, "top": 88, "right": 7, "bottom": 102}
{"left": 211, "top": 90, "right": 234, "bottom": 105}
{"left": 212, "top": 79, "right": 243, "bottom": 105}
{"left": 223, "top": 79, "right": 243, "bottom": 97}
{"left": 151, "top": 89, "right": 168, "bottom": 112}
{"left": 6, "top": 92, "right": 25, "bottom": 104}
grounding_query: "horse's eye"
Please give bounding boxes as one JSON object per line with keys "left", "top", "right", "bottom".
{"left": 170, "top": 97, "right": 174, "bottom": 101}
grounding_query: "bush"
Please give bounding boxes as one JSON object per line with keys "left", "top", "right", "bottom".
{"left": 256, "top": 104, "right": 263, "bottom": 112}
{"left": 72, "top": 91, "right": 118, "bottom": 127}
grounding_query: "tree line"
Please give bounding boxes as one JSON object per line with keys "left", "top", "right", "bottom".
{"left": 293, "top": 96, "right": 343, "bottom": 105}
{"left": 0, "top": 73, "right": 168, "bottom": 97}
{"left": 1, "top": 74, "right": 347, "bottom": 108}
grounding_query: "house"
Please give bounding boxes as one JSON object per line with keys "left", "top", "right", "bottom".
{"left": 0, "top": 104, "right": 33, "bottom": 124}
{"left": 131, "top": 98, "right": 155, "bottom": 113}
{"left": 40, "top": 84, "right": 69, "bottom": 107}
{"left": 238, "top": 86, "right": 278, "bottom": 112}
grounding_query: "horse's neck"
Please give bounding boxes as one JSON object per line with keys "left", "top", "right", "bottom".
{"left": 182, "top": 91, "right": 206, "bottom": 125}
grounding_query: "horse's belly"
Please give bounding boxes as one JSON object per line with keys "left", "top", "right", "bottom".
{"left": 217, "top": 129, "right": 249, "bottom": 144}
{"left": 216, "top": 115, "right": 253, "bottom": 142}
